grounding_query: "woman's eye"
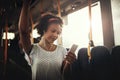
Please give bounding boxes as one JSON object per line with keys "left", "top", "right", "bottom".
{"left": 57, "top": 32, "right": 61, "bottom": 35}
{"left": 51, "top": 29, "right": 61, "bottom": 35}
{"left": 52, "top": 30, "right": 56, "bottom": 33}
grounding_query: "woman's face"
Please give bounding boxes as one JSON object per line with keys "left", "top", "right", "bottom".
{"left": 43, "top": 23, "right": 62, "bottom": 44}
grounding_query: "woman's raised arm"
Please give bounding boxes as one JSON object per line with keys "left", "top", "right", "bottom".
{"left": 18, "top": 0, "right": 32, "bottom": 55}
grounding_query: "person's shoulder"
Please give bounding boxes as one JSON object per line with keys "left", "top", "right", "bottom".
{"left": 32, "top": 43, "right": 40, "bottom": 49}
{"left": 29, "top": 43, "right": 40, "bottom": 55}
{"left": 57, "top": 45, "right": 64, "bottom": 48}
{"left": 32, "top": 43, "right": 39, "bottom": 46}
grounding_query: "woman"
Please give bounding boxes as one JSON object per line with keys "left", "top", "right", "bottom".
{"left": 18, "top": 0, "right": 76, "bottom": 80}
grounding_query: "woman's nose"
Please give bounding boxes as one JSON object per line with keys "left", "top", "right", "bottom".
{"left": 53, "top": 32, "right": 58, "bottom": 37}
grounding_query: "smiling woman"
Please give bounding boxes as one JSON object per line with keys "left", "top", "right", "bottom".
{"left": 1, "top": 0, "right": 119, "bottom": 80}
{"left": 18, "top": 1, "right": 76, "bottom": 80}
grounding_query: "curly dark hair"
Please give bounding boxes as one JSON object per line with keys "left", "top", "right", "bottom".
{"left": 36, "top": 14, "right": 63, "bottom": 37}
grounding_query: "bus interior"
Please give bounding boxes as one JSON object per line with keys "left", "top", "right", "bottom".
{"left": 0, "top": 0, "right": 120, "bottom": 80}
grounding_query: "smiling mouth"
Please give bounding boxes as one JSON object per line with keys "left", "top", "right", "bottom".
{"left": 51, "top": 38, "right": 56, "bottom": 41}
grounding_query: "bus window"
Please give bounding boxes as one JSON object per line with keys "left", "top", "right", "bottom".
{"left": 111, "top": 0, "right": 120, "bottom": 45}
{"left": 62, "top": 1, "right": 103, "bottom": 54}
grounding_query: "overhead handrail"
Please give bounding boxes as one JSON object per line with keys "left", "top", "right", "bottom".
{"left": 88, "top": 0, "right": 94, "bottom": 60}
{"left": 3, "top": 19, "right": 8, "bottom": 79}
{"left": 57, "top": 0, "right": 63, "bottom": 45}
{"left": 57, "top": 0, "right": 61, "bottom": 17}
{"left": 4, "top": 20, "right": 8, "bottom": 65}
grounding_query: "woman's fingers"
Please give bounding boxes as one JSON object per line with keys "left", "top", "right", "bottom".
{"left": 65, "top": 52, "right": 76, "bottom": 64}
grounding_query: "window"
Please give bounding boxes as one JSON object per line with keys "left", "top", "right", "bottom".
{"left": 62, "top": 1, "right": 103, "bottom": 54}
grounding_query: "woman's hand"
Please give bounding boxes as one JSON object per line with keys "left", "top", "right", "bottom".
{"left": 65, "top": 52, "right": 76, "bottom": 64}
{"left": 61, "top": 52, "right": 76, "bottom": 80}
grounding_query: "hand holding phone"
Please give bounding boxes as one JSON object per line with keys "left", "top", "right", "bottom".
{"left": 65, "top": 44, "right": 78, "bottom": 64}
